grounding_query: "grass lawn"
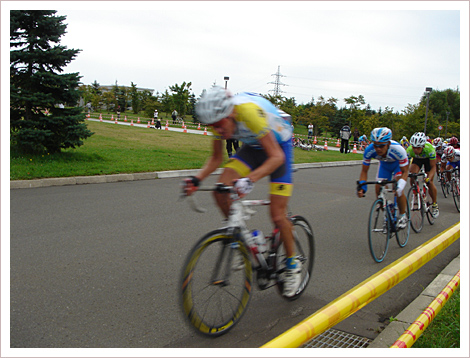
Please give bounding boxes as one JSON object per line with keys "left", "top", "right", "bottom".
{"left": 10, "top": 120, "right": 363, "bottom": 180}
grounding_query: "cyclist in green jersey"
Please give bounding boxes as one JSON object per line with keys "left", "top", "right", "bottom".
{"left": 407, "top": 132, "right": 439, "bottom": 218}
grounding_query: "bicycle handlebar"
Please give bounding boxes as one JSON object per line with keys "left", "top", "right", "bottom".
{"left": 356, "top": 179, "right": 397, "bottom": 197}
{"left": 408, "top": 172, "right": 426, "bottom": 179}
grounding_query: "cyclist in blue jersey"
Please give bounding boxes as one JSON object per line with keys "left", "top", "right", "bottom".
{"left": 357, "top": 127, "right": 410, "bottom": 229}
{"left": 182, "top": 86, "right": 300, "bottom": 297}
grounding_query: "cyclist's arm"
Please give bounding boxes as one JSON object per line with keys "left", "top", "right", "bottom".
{"left": 195, "top": 139, "right": 224, "bottom": 181}
{"left": 357, "top": 164, "right": 370, "bottom": 197}
{"left": 247, "top": 131, "right": 285, "bottom": 183}
{"left": 427, "top": 158, "right": 437, "bottom": 179}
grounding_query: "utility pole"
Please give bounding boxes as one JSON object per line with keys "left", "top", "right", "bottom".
{"left": 268, "top": 66, "right": 287, "bottom": 97}
{"left": 423, "top": 87, "right": 432, "bottom": 134}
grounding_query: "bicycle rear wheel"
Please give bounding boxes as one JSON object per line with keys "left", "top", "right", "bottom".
{"left": 452, "top": 178, "right": 460, "bottom": 212}
{"left": 395, "top": 196, "right": 410, "bottom": 247}
{"left": 180, "top": 229, "right": 253, "bottom": 337}
{"left": 407, "top": 187, "right": 424, "bottom": 233}
{"left": 274, "top": 215, "right": 315, "bottom": 301}
{"left": 368, "top": 199, "right": 390, "bottom": 263}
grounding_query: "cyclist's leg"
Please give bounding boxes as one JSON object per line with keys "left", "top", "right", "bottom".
{"left": 215, "top": 167, "right": 240, "bottom": 217}
{"left": 216, "top": 144, "right": 257, "bottom": 217}
{"left": 424, "top": 159, "right": 438, "bottom": 206}
{"left": 269, "top": 140, "right": 294, "bottom": 257}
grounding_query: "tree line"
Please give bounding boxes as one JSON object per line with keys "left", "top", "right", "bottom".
{"left": 81, "top": 79, "right": 460, "bottom": 141}
{"left": 10, "top": 10, "right": 460, "bottom": 155}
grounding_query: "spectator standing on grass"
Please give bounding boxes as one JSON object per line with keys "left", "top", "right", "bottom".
{"left": 353, "top": 127, "right": 360, "bottom": 145}
{"left": 307, "top": 123, "right": 313, "bottom": 140}
{"left": 154, "top": 109, "right": 162, "bottom": 129}
{"left": 339, "top": 124, "right": 351, "bottom": 154}
{"left": 172, "top": 109, "right": 178, "bottom": 124}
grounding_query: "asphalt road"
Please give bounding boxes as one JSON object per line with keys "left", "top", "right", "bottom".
{"left": 10, "top": 164, "right": 460, "bottom": 348}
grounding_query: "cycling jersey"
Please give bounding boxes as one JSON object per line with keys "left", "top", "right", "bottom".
{"left": 211, "top": 92, "right": 292, "bottom": 147}
{"left": 359, "top": 135, "right": 367, "bottom": 142}
{"left": 406, "top": 142, "right": 436, "bottom": 160}
{"left": 363, "top": 140, "right": 409, "bottom": 167}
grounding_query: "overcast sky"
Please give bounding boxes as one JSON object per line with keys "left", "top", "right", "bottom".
{"left": 4, "top": 1, "right": 467, "bottom": 113}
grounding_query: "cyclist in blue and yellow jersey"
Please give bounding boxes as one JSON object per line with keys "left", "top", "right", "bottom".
{"left": 400, "top": 136, "right": 410, "bottom": 149}
{"left": 182, "top": 86, "right": 300, "bottom": 297}
{"left": 357, "top": 127, "right": 410, "bottom": 229}
{"left": 407, "top": 132, "right": 439, "bottom": 218}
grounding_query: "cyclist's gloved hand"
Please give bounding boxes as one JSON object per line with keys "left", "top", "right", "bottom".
{"left": 397, "top": 178, "right": 407, "bottom": 197}
{"left": 182, "top": 176, "right": 200, "bottom": 196}
{"left": 357, "top": 180, "right": 367, "bottom": 196}
{"left": 234, "top": 177, "right": 254, "bottom": 196}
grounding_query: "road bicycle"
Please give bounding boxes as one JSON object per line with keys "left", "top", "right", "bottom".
{"left": 357, "top": 180, "right": 410, "bottom": 263}
{"left": 407, "top": 172, "right": 435, "bottom": 233}
{"left": 442, "top": 167, "right": 460, "bottom": 212}
{"left": 179, "top": 183, "right": 315, "bottom": 337}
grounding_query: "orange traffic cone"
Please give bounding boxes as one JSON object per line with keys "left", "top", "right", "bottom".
{"left": 197, "top": 123, "right": 201, "bottom": 130}
{"left": 124, "top": 115, "right": 127, "bottom": 122}
{"left": 324, "top": 140, "right": 328, "bottom": 150}
{"left": 165, "top": 122, "right": 168, "bottom": 130}
{"left": 147, "top": 121, "right": 150, "bottom": 128}
{"left": 183, "top": 125, "right": 187, "bottom": 133}
{"left": 99, "top": 113, "right": 102, "bottom": 122}
{"left": 137, "top": 117, "right": 141, "bottom": 124}
{"left": 353, "top": 144, "right": 357, "bottom": 154}
{"left": 203, "top": 127, "right": 207, "bottom": 135}
{"left": 336, "top": 138, "right": 340, "bottom": 147}
{"left": 131, "top": 119, "right": 134, "bottom": 126}
{"left": 314, "top": 136, "right": 317, "bottom": 144}
{"left": 182, "top": 121, "right": 185, "bottom": 128}
{"left": 115, "top": 116, "right": 118, "bottom": 124}
{"left": 111, "top": 114, "right": 114, "bottom": 121}
{"left": 151, "top": 118, "right": 154, "bottom": 125}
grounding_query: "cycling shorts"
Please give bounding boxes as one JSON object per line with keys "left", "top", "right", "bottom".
{"left": 411, "top": 157, "right": 432, "bottom": 173}
{"left": 376, "top": 160, "right": 402, "bottom": 181}
{"left": 224, "top": 142, "right": 293, "bottom": 197}
{"left": 448, "top": 160, "right": 460, "bottom": 169}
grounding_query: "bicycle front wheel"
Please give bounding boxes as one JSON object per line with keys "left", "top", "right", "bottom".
{"left": 452, "top": 178, "right": 460, "bottom": 212}
{"left": 274, "top": 215, "right": 315, "bottom": 301}
{"left": 395, "top": 196, "right": 411, "bottom": 247}
{"left": 407, "top": 187, "right": 424, "bottom": 233}
{"left": 440, "top": 174, "right": 448, "bottom": 198}
{"left": 180, "top": 229, "right": 253, "bottom": 337}
{"left": 368, "top": 199, "right": 390, "bottom": 263}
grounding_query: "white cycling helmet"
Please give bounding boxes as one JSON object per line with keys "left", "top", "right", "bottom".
{"left": 433, "top": 137, "right": 443, "bottom": 147}
{"left": 444, "top": 146, "right": 455, "bottom": 158}
{"left": 370, "top": 127, "right": 392, "bottom": 142}
{"left": 410, "top": 132, "right": 427, "bottom": 147}
{"left": 195, "top": 86, "right": 234, "bottom": 124}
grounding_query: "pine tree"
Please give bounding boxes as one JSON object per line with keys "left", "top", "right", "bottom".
{"left": 10, "top": 10, "right": 93, "bottom": 154}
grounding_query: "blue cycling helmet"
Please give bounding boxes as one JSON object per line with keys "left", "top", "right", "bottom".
{"left": 370, "top": 127, "right": 392, "bottom": 142}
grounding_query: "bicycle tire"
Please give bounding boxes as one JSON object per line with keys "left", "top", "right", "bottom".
{"left": 425, "top": 201, "right": 435, "bottom": 225}
{"left": 368, "top": 199, "right": 390, "bottom": 263}
{"left": 395, "top": 196, "right": 410, "bottom": 247}
{"left": 274, "top": 215, "right": 315, "bottom": 301}
{"left": 407, "top": 187, "right": 424, "bottom": 233}
{"left": 440, "top": 174, "right": 448, "bottom": 198}
{"left": 180, "top": 229, "right": 253, "bottom": 337}
{"left": 452, "top": 178, "right": 460, "bottom": 212}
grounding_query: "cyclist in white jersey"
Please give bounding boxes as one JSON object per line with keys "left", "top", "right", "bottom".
{"left": 182, "top": 86, "right": 300, "bottom": 298}
{"left": 357, "top": 127, "right": 410, "bottom": 229}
